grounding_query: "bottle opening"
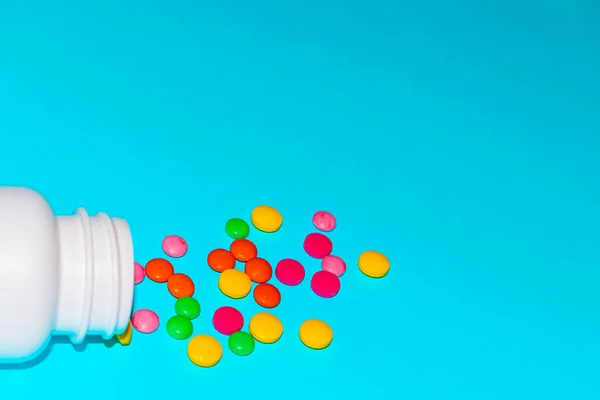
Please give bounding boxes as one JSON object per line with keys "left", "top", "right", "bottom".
{"left": 55, "top": 208, "right": 134, "bottom": 343}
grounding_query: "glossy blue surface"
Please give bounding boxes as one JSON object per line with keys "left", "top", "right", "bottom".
{"left": 1, "top": 1, "right": 599, "bottom": 398}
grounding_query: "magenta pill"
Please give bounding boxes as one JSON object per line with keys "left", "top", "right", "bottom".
{"left": 275, "top": 258, "right": 305, "bottom": 286}
{"left": 303, "top": 233, "right": 333, "bottom": 259}
{"left": 212, "top": 306, "right": 244, "bottom": 335}
{"left": 312, "top": 211, "right": 336, "bottom": 232}
{"left": 311, "top": 271, "right": 341, "bottom": 298}
{"left": 134, "top": 262, "right": 145, "bottom": 284}
{"left": 321, "top": 255, "right": 346, "bottom": 277}
{"left": 132, "top": 309, "right": 160, "bottom": 333}
{"left": 162, "top": 234, "right": 188, "bottom": 258}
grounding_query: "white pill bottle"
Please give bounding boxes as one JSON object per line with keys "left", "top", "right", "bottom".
{"left": 0, "top": 186, "right": 134, "bottom": 363}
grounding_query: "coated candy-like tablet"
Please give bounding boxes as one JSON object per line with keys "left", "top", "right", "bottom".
{"left": 245, "top": 257, "right": 272, "bottom": 283}
{"left": 299, "top": 319, "right": 333, "bottom": 350}
{"left": 358, "top": 250, "right": 390, "bottom": 278}
{"left": 253, "top": 283, "right": 281, "bottom": 308}
{"left": 208, "top": 248, "right": 236, "bottom": 273}
{"left": 166, "top": 315, "right": 193, "bottom": 340}
{"left": 212, "top": 306, "right": 244, "bottom": 335}
{"left": 134, "top": 262, "right": 145, "bottom": 284}
{"left": 188, "top": 335, "right": 222, "bottom": 367}
{"left": 321, "top": 255, "right": 346, "bottom": 277}
{"left": 228, "top": 331, "right": 255, "bottom": 356}
{"left": 225, "top": 218, "right": 250, "bottom": 239}
{"left": 230, "top": 239, "right": 257, "bottom": 262}
{"left": 275, "top": 258, "right": 305, "bottom": 286}
{"left": 310, "top": 271, "right": 341, "bottom": 298}
{"left": 145, "top": 258, "right": 174, "bottom": 283}
{"left": 249, "top": 312, "right": 283, "bottom": 344}
{"left": 167, "top": 273, "right": 195, "bottom": 298}
{"left": 312, "top": 211, "right": 337, "bottom": 232}
{"left": 303, "top": 233, "right": 333, "bottom": 259}
{"left": 116, "top": 321, "right": 132, "bottom": 346}
{"left": 162, "top": 234, "right": 188, "bottom": 258}
{"left": 175, "top": 296, "right": 201, "bottom": 319}
{"left": 218, "top": 269, "right": 252, "bottom": 299}
{"left": 251, "top": 205, "right": 283, "bottom": 233}
{"left": 132, "top": 309, "right": 160, "bottom": 334}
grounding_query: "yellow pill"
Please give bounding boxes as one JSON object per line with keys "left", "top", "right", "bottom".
{"left": 249, "top": 312, "right": 283, "bottom": 344}
{"left": 358, "top": 250, "right": 390, "bottom": 278}
{"left": 299, "top": 319, "right": 333, "bottom": 350}
{"left": 218, "top": 269, "right": 252, "bottom": 299}
{"left": 115, "top": 321, "right": 132, "bottom": 346}
{"left": 251, "top": 205, "right": 283, "bottom": 233}
{"left": 187, "top": 334, "right": 222, "bottom": 367}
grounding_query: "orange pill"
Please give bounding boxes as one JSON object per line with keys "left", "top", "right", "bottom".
{"left": 245, "top": 257, "right": 272, "bottom": 283}
{"left": 253, "top": 283, "right": 281, "bottom": 308}
{"left": 207, "top": 249, "right": 236, "bottom": 273}
{"left": 230, "top": 239, "right": 257, "bottom": 262}
{"left": 145, "top": 258, "right": 174, "bottom": 282}
{"left": 167, "top": 273, "right": 195, "bottom": 298}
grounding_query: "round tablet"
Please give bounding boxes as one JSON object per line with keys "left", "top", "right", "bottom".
{"left": 207, "top": 248, "right": 236, "bottom": 273}
{"left": 225, "top": 218, "right": 250, "bottom": 239}
{"left": 230, "top": 239, "right": 258, "bottom": 262}
{"left": 249, "top": 312, "right": 283, "bottom": 344}
{"left": 145, "top": 258, "right": 174, "bottom": 283}
{"left": 131, "top": 309, "right": 159, "bottom": 334}
{"left": 134, "top": 262, "right": 145, "bottom": 284}
{"left": 218, "top": 269, "right": 252, "bottom": 299}
{"left": 312, "top": 211, "right": 337, "bottom": 232}
{"left": 175, "top": 296, "right": 200, "bottom": 319}
{"left": 310, "top": 271, "right": 341, "bottom": 298}
{"left": 303, "top": 233, "right": 333, "bottom": 259}
{"left": 299, "top": 319, "right": 333, "bottom": 350}
{"left": 253, "top": 283, "right": 281, "bottom": 308}
{"left": 188, "top": 334, "right": 222, "bottom": 367}
{"left": 321, "top": 255, "right": 346, "bottom": 277}
{"left": 275, "top": 258, "right": 305, "bottom": 286}
{"left": 228, "top": 331, "right": 255, "bottom": 356}
{"left": 166, "top": 315, "right": 193, "bottom": 340}
{"left": 162, "top": 234, "right": 188, "bottom": 258}
{"left": 245, "top": 257, "right": 272, "bottom": 283}
{"left": 167, "top": 273, "right": 195, "bottom": 298}
{"left": 213, "top": 306, "right": 244, "bottom": 335}
{"left": 251, "top": 205, "right": 283, "bottom": 233}
{"left": 358, "top": 250, "right": 390, "bottom": 278}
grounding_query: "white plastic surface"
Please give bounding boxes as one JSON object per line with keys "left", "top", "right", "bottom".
{"left": 0, "top": 187, "right": 134, "bottom": 363}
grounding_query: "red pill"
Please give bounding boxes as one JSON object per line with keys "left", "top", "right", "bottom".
{"left": 303, "top": 233, "right": 333, "bottom": 259}
{"left": 275, "top": 258, "right": 305, "bottom": 286}
{"left": 310, "top": 270, "right": 340, "bottom": 298}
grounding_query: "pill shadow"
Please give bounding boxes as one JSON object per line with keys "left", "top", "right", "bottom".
{"left": 0, "top": 335, "right": 116, "bottom": 370}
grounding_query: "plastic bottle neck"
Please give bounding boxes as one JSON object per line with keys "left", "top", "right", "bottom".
{"left": 54, "top": 208, "right": 134, "bottom": 343}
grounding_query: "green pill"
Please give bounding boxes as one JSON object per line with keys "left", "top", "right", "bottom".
{"left": 174, "top": 296, "right": 200, "bottom": 320}
{"left": 225, "top": 218, "right": 250, "bottom": 239}
{"left": 166, "top": 315, "right": 193, "bottom": 340}
{"left": 228, "top": 331, "right": 255, "bottom": 356}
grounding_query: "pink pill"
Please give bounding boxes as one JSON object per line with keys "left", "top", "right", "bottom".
{"left": 162, "top": 234, "right": 188, "bottom": 258}
{"left": 132, "top": 309, "right": 160, "bottom": 333}
{"left": 321, "top": 255, "right": 346, "bottom": 277}
{"left": 134, "top": 262, "right": 145, "bottom": 284}
{"left": 303, "top": 233, "right": 333, "bottom": 259}
{"left": 311, "top": 271, "right": 341, "bottom": 298}
{"left": 312, "top": 211, "right": 336, "bottom": 232}
{"left": 275, "top": 258, "right": 305, "bottom": 286}
{"left": 212, "top": 306, "right": 244, "bottom": 335}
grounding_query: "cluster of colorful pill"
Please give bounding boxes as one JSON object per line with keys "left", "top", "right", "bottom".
{"left": 120, "top": 234, "right": 202, "bottom": 346}
{"left": 206, "top": 209, "right": 282, "bottom": 309}
{"left": 121, "top": 204, "right": 389, "bottom": 367}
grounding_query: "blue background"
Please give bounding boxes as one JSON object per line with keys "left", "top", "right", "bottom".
{"left": 1, "top": 0, "right": 599, "bottom": 398}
